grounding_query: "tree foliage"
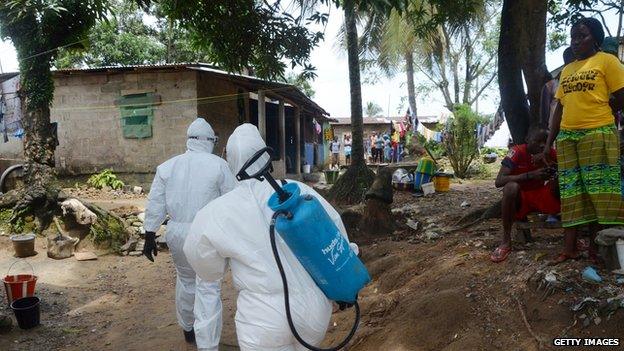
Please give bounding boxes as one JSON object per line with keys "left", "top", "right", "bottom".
{"left": 55, "top": 0, "right": 215, "bottom": 68}
{"left": 149, "top": 0, "right": 331, "bottom": 79}
{"left": 444, "top": 104, "right": 481, "bottom": 178}
{"left": 365, "top": 101, "right": 383, "bottom": 117}
{"left": 285, "top": 72, "right": 316, "bottom": 98}
{"left": 0, "top": 0, "right": 109, "bottom": 109}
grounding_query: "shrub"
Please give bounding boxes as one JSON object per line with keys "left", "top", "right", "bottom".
{"left": 444, "top": 105, "right": 480, "bottom": 178}
{"left": 87, "top": 169, "right": 125, "bottom": 190}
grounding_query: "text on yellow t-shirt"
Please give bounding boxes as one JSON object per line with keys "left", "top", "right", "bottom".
{"left": 555, "top": 52, "right": 624, "bottom": 129}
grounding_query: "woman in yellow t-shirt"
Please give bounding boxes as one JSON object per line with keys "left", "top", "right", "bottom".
{"left": 542, "top": 17, "right": 624, "bottom": 263}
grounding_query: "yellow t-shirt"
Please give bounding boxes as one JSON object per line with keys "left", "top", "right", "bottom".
{"left": 555, "top": 52, "right": 624, "bottom": 129}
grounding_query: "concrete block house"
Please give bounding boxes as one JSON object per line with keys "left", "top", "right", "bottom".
{"left": 0, "top": 64, "right": 332, "bottom": 182}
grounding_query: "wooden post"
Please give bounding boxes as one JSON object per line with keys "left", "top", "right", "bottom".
{"left": 295, "top": 107, "right": 301, "bottom": 175}
{"left": 258, "top": 90, "right": 266, "bottom": 141}
{"left": 279, "top": 100, "right": 286, "bottom": 163}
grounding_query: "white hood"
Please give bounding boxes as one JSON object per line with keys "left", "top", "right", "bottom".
{"left": 226, "top": 123, "right": 271, "bottom": 177}
{"left": 186, "top": 118, "right": 215, "bottom": 154}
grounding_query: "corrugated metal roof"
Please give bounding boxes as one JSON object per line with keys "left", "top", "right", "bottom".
{"left": 51, "top": 63, "right": 329, "bottom": 117}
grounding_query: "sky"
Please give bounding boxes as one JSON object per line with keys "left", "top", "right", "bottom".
{"left": 0, "top": 7, "right": 620, "bottom": 121}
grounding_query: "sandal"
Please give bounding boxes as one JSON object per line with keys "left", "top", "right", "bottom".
{"left": 490, "top": 246, "right": 512, "bottom": 263}
{"left": 553, "top": 252, "right": 579, "bottom": 264}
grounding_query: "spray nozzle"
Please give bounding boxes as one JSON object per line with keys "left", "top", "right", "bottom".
{"left": 236, "top": 147, "right": 291, "bottom": 203}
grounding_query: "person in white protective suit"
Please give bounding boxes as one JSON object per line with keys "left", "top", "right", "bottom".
{"left": 184, "top": 123, "right": 359, "bottom": 351}
{"left": 142, "top": 118, "right": 236, "bottom": 349}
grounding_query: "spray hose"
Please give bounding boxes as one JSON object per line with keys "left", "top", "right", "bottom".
{"left": 270, "top": 211, "right": 361, "bottom": 351}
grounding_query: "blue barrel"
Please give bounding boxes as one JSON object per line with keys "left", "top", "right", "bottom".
{"left": 414, "top": 172, "right": 432, "bottom": 191}
{"left": 268, "top": 183, "right": 371, "bottom": 303}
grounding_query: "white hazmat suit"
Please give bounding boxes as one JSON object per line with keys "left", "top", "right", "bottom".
{"left": 184, "top": 123, "right": 357, "bottom": 350}
{"left": 143, "top": 118, "right": 236, "bottom": 351}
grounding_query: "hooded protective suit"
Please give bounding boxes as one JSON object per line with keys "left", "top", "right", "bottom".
{"left": 144, "top": 118, "right": 236, "bottom": 351}
{"left": 184, "top": 123, "right": 357, "bottom": 350}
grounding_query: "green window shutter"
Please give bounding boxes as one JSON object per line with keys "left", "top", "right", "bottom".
{"left": 117, "top": 93, "right": 156, "bottom": 139}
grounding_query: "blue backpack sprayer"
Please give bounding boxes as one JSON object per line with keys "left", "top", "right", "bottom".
{"left": 236, "top": 147, "right": 371, "bottom": 351}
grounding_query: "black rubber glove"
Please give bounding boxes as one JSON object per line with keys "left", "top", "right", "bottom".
{"left": 143, "top": 231, "right": 158, "bottom": 262}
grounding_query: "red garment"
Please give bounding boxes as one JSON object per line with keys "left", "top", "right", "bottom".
{"left": 516, "top": 185, "right": 561, "bottom": 220}
{"left": 502, "top": 144, "right": 557, "bottom": 191}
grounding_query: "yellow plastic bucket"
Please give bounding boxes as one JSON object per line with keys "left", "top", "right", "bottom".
{"left": 433, "top": 173, "right": 451, "bottom": 192}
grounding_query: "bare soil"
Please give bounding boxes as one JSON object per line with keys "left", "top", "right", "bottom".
{"left": 0, "top": 179, "right": 623, "bottom": 350}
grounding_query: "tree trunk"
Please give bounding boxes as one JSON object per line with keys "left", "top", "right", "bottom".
{"left": 345, "top": 0, "right": 364, "bottom": 169}
{"left": 328, "top": 0, "right": 375, "bottom": 204}
{"left": 498, "top": 0, "right": 531, "bottom": 144}
{"left": 4, "top": 37, "right": 60, "bottom": 229}
{"left": 362, "top": 167, "right": 394, "bottom": 235}
{"left": 520, "top": 0, "right": 549, "bottom": 129}
{"left": 405, "top": 51, "right": 418, "bottom": 125}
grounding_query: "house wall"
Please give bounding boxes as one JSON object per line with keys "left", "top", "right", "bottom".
{"left": 196, "top": 72, "right": 249, "bottom": 159}
{"left": 0, "top": 76, "right": 25, "bottom": 174}
{"left": 52, "top": 70, "right": 199, "bottom": 175}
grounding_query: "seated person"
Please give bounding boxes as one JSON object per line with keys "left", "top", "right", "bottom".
{"left": 490, "top": 129, "right": 560, "bottom": 263}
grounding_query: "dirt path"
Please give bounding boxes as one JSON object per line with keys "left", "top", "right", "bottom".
{"left": 0, "top": 237, "right": 240, "bottom": 351}
{"left": 1, "top": 180, "right": 623, "bottom": 350}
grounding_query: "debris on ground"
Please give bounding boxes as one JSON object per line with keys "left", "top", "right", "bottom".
{"left": 63, "top": 186, "right": 146, "bottom": 201}
{"left": 74, "top": 251, "right": 98, "bottom": 261}
{"left": 60, "top": 199, "right": 97, "bottom": 225}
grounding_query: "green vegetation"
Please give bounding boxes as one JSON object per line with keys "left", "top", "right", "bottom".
{"left": 444, "top": 105, "right": 481, "bottom": 178}
{"left": 87, "top": 169, "right": 125, "bottom": 190}
{"left": 480, "top": 146, "right": 507, "bottom": 157}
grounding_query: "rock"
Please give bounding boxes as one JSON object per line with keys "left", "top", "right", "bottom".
{"left": 139, "top": 227, "right": 146, "bottom": 235}
{"left": 61, "top": 199, "right": 97, "bottom": 225}
{"left": 133, "top": 186, "right": 143, "bottom": 194}
{"left": 129, "top": 251, "right": 142, "bottom": 257}
{"left": 544, "top": 272, "right": 557, "bottom": 283}
{"left": 102, "top": 185, "right": 112, "bottom": 192}
{"left": 120, "top": 238, "right": 138, "bottom": 252}
{"left": 75, "top": 251, "right": 98, "bottom": 261}
{"left": 135, "top": 240, "right": 145, "bottom": 252}
{"left": 425, "top": 231, "right": 440, "bottom": 240}
{"left": 406, "top": 219, "right": 419, "bottom": 231}
{"left": 460, "top": 201, "right": 471, "bottom": 208}
{"left": 132, "top": 222, "right": 142, "bottom": 227}
{"left": 0, "top": 313, "right": 12, "bottom": 333}
{"left": 137, "top": 212, "right": 145, "bottom": 222}
{"left": 47, "top": 234, "right": 79, "bottom": 260}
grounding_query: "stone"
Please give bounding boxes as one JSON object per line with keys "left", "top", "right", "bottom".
{"left": 120, "top": 238, "right": 138, "bottom": 252}
{"left": 135, "top": 240, "right": 145, "bottom": 252}
{"left": 406, "top": 219, "right": 419, "bottom": 231}
{"left": 137, "top": 212, "right": 145, "bottom": 222}
{"left": 61, "top": 199, "right": 97, "bottom": 225}
{"left": 129, "top": 251, "right": 142, "bottom": 257}
{"left": 133, "top": 186, "right": 143, "bottom": 194}
{"left": 132, "top": 222, "right": 142, "bottom": 227}
{"left": 139, "top": 227, "right": 146, "bottom": 235}
{"left": 425, "top": 231, "right": 440, "bottom": 240}
{"left": 75, "top": 251, "right": 98, "bottom": 261}
{"left": 47, "top": 234, "right": 79, "bottom": 260}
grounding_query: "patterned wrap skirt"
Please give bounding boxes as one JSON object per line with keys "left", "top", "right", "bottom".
{"left": 556, "top": 125, "right": 624, "bottom": 227}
